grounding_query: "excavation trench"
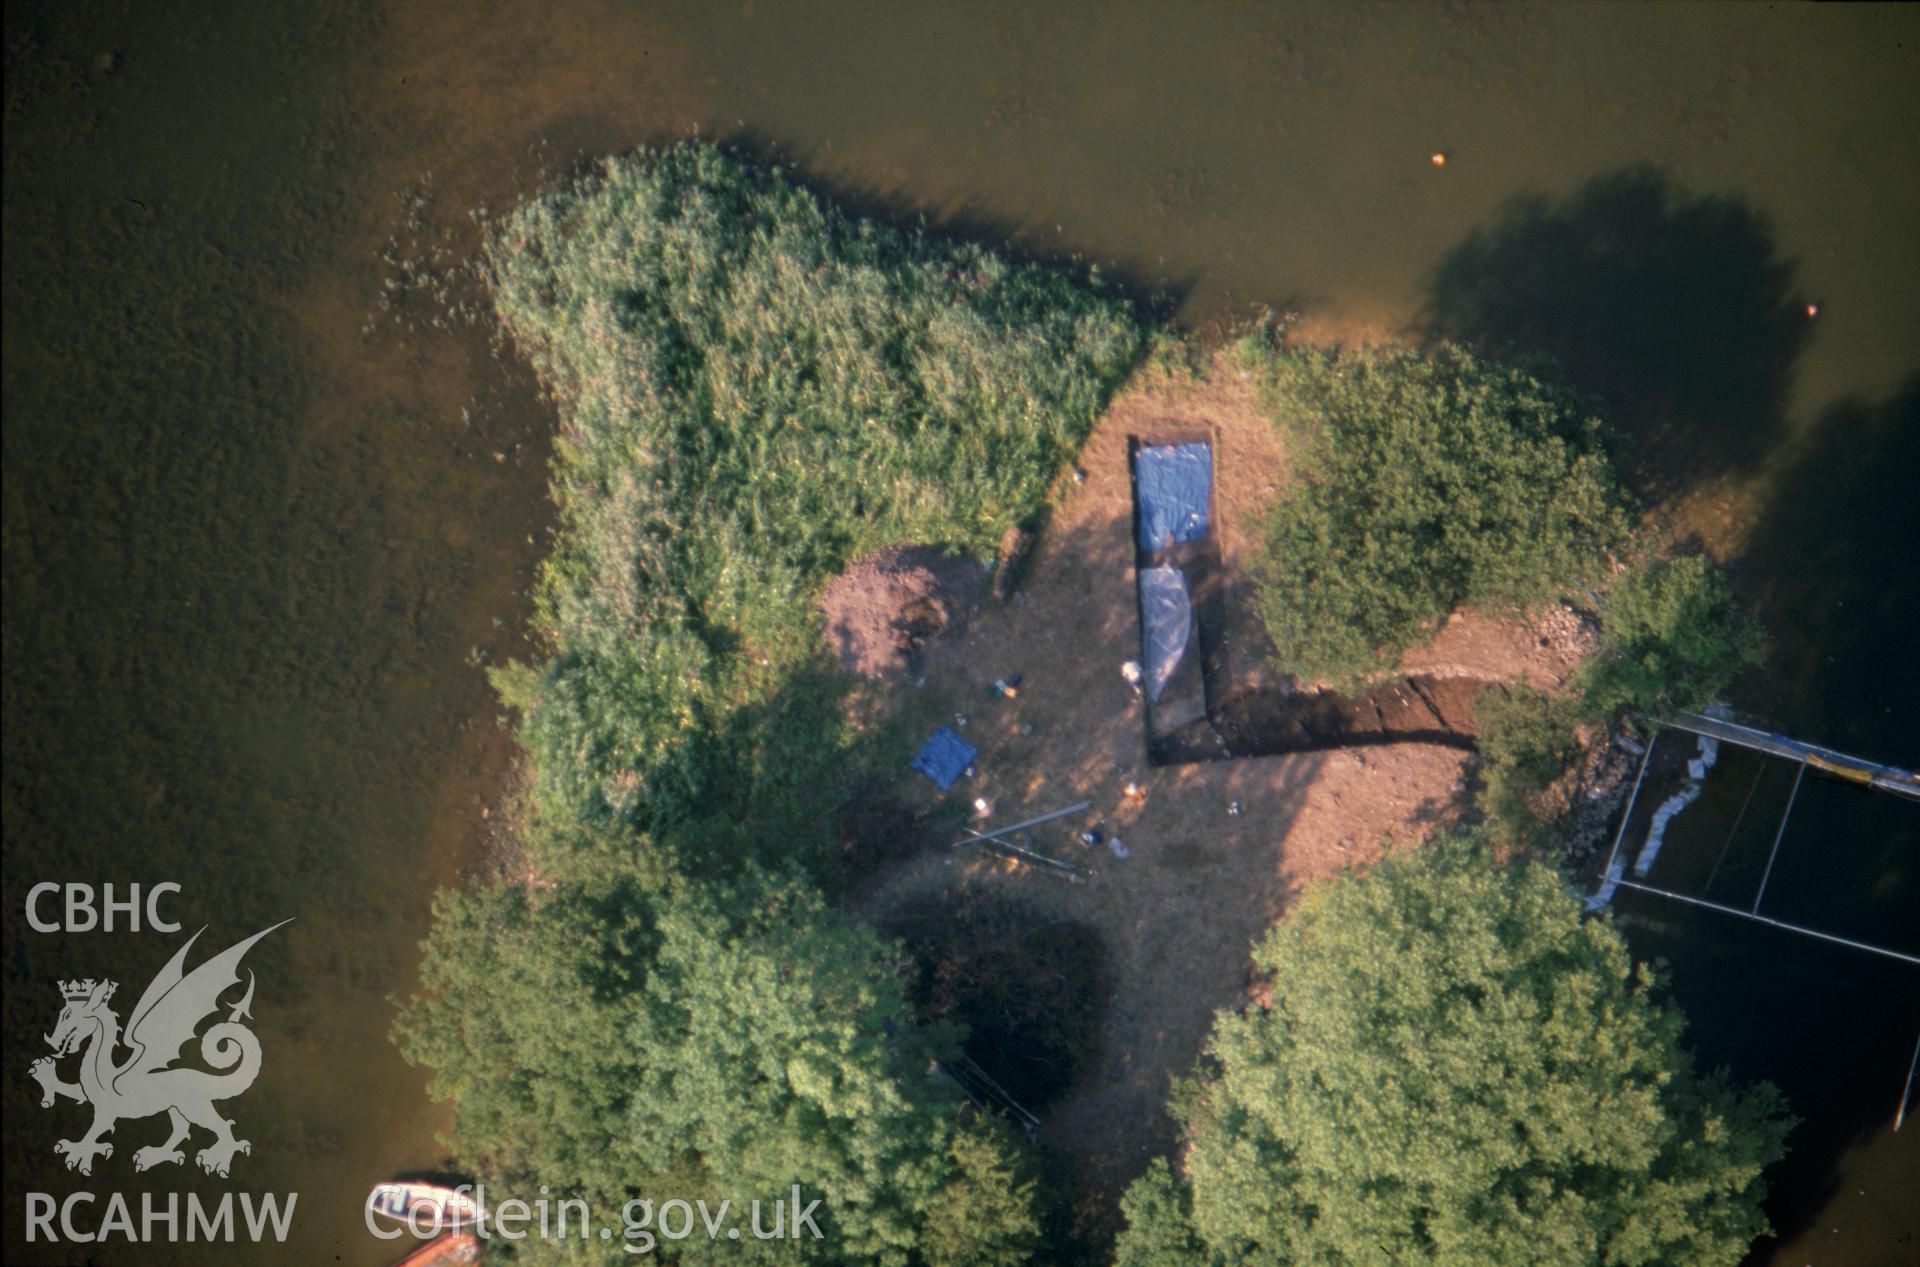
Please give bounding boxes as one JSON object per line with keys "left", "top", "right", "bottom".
{"left": 1130, "top": 434, "right": 1481, "bottom": 767}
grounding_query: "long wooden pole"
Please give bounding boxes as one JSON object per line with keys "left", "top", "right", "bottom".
{"left": 1897, "top": 1025, "right": 1919, "bottom": 1133}
{"left": 1751, "top": 762, "right": 1806, "bottom": 915}
{"left": 1611, "top": 877, "right": 1920, "bottom": 968}
{"left": 1592, "top": 731, "right": 1658, "bottom": 907}
{"left": 1665, "top": 712, "right": 1920, "bottom": 800}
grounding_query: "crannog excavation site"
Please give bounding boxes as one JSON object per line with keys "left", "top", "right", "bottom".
{"left": 5, "top": 4, "right": 1916, "bottom": 1266}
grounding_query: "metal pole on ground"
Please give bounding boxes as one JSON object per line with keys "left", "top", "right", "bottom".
{"left": 965, "top": 834, "right": 1084, "bottom": 881}
{"left": 954, "top": 1053, "right": 1041, "bottom": 1133}
{"left": 953, "top": 801, "right": 1093, "bottom": 848}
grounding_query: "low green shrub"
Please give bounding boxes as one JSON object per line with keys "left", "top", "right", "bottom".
{"left": 1473, "top": 682, "right": 1585, "bottom": 846}
{"left": 1578, "top": 553, "right": 1763, "bottom": 718}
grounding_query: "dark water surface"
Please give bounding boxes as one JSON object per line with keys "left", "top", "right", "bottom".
{"left": 5, "top": 3, "right": 1916, "bottom": 1263}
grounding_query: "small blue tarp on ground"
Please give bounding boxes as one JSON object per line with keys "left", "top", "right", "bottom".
{"left": 1134, "top": 442, "right": 1213, "bottom": 552}
{"left": 911, "top": 726, "right": 978, "bottom": 790}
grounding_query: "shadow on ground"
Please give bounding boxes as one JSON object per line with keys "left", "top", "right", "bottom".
{"left": 883, "top": 891, "right": 1111, "bottom": 1114}
{"left": 1423, "top": 165, "right": 1811, "bottom": 499}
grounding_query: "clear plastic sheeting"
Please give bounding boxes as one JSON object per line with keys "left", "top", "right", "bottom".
{"left": 1139, "top": 564, "right": 1193, "bottom": 702}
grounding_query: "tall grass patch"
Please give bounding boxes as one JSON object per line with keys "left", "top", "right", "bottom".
{"left": 487, "top": 144, "right": 1144, "bottom": 858}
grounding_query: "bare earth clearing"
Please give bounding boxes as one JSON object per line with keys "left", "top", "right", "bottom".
{"left": 828, "top": 353, "right": 1597, "bottom": 1242}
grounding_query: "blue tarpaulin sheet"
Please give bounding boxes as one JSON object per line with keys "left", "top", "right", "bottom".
{"left": 911, "top": 726, "right": 978, "bottom": 790}
{"left": 1134, "top": 442, "right": 1212, "bottom": 552}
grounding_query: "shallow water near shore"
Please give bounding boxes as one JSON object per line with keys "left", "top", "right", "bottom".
{"left": 4, "top": 2, "right": 1915, "bottom": 1263}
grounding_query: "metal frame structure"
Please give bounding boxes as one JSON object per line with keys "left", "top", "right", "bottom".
{"left": 1594, "top": 726, "right": 1918, "bottom": 967}
{"left": 1592, "top": 717, "right": 1920, "bottom": 1130}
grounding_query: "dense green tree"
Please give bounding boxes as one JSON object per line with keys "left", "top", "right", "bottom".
{"left": 394, "top": 853, "right": 665, "bottom": 1209}
{"left": 1577, "top": 554, "right": 1763, "bottom": 718}
{"left": 1115, "top": 837, "right": 1791, "bottom": 1267}
{"left": 1243, "top": 340, "right": 1634, "bottom": 685}
{"left": 395, "top": 857, "right": 1039, "bottom": 1265}
{"left": 1114, "top": 1159, "right": 1212, "bottom": 1267}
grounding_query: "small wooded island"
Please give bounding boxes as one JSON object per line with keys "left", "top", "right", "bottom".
{"left": 395, "top": 144, "right": 1789, "bottom": 1265}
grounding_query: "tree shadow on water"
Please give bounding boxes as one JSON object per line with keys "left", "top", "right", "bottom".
{"left": 1422, "top": 165, "right": 1811, "bottom": 499}
{"left": 1701, "top": 375, "right": 1920, "bottom": 1258}
{"left": 1738, "top": 373, "right": 1920, "bottom": 762}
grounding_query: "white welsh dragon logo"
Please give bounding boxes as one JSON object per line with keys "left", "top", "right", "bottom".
{"left": 28, "top": 920, "right": 289, "bottom": 1178}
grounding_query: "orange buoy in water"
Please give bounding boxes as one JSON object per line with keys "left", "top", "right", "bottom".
{"left": 1430, "top": 151, "right": 1448, "bottom": 168}
{"left": 1805, "top": 302, "right": 1820, "bottom": 318}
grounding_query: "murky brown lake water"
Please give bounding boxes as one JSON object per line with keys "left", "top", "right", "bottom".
{"left": 5, "top": 2, "right": 1915, "bottom": 1262}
